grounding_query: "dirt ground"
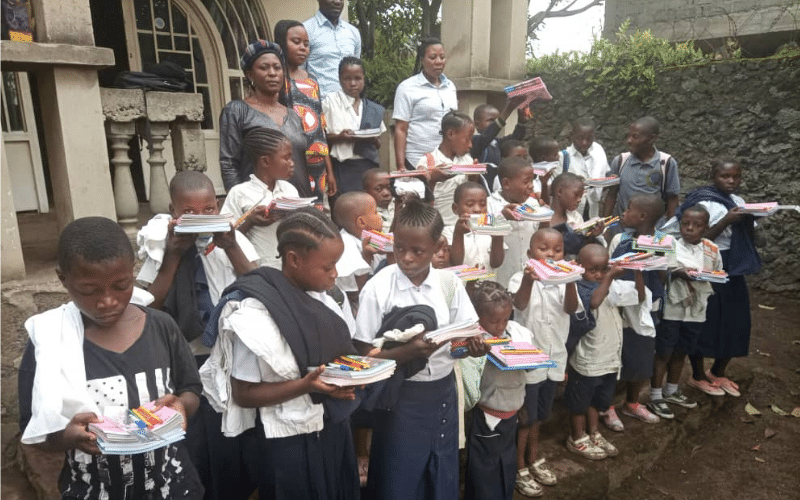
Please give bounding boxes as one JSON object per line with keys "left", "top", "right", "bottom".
{"left": 2, "top": 287, "right": 799, "bottom": 499}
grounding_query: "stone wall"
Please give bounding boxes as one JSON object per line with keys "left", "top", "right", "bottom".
{"left": 528, "top": 55, "right": 800, "bottom": 294}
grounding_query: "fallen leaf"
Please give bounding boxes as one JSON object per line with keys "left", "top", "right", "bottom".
{"left": 751, "top": 444, "right": 761, "bottom": 451}
{"left": 745, "top": 402, "right": 762, "bottom": 416}
{"left": 755, "top": 457, "right": 766, "bottom": 463}
{"left": 741, "top": 416, "right": 755, "bottom": 424}
{"left": 756, "top": 349, "right": 771, "bottom": 357}
{"left": 771, "top": 405, "right": 788, "bottom": 416}
{"left": 791, "top": 407, "right": 800, "bottom": 418}
{"left": 764, "top": 428, "right": 777, "bottom": 439}
{"left": 757, "top": 304, "right": 775, "bottom": 310}
{"left": 690, "top": 444, "right": 702, "bottom": 457}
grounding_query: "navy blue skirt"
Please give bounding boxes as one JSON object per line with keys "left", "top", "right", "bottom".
{"left": 694, "top": 274, "right": 751, "bottom": 358}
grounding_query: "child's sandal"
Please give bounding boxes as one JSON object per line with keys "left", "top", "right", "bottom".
{"left": 706, "top": 371, "right": 741, "bottom": 397}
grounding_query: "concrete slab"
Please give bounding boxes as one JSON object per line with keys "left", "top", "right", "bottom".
{"left": 0, "top": 41, "right": 115, "bottom": 72}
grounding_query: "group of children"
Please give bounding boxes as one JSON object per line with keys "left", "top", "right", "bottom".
{"left": 19, "top": 94, "right": 762, "bottom": 500}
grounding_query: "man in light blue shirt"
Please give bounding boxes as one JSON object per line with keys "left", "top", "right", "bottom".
{"left": 303, "top": 0, "right": 361, "bottom": 97}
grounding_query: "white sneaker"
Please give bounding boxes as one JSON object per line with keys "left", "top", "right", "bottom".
{"left": 529, "top": 458, "right": 557, "bottom": 486}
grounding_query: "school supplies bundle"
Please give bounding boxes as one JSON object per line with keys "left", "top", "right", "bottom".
{"left": 572, "top": 216, "right": 618, "bottom": 234}
{"left": 532, "top": 161, "right": 559, "bottom": 177}
{"left": 444, "top": 265, "right": 496, "bottom": 282}
{"left": 687, "top": 270, "right": 729, "bottom": 283}
{"left": 317, "top": 356, "right": 397, "bottom": 387}
{"left": 741, "top": 202, "right": 800, "bottom": 216}
{"left": 88, "top": 402, "right": 185, "bottom": 455}
{"left": 513, "top": 203, "right": 554, "bottom": 222}
{"left": 173, "top": 214, "right": 235, "bottom": 234}
{"left": 504, "top": 77, "right": 553, "bottom": 109}
{"left": 388, "top": 170, "right": 427, "bottom": 178}
{"left": 527, "top": 259, "right": 585, "bottom": 284}
{"left": 272, "top": 196, "right": 319, "bottom": 211}
{"left": 351, "top": 128, "right": 383, "bottom": 138}
{"left": 468, "top": 214, "right": 513, "bottom": 236}
{"left": 362, "top": 229, "right": 393, "bottom": 252}
{"left": 487, "top": 341, "right": 557, "bottom": 371}
{"left": 423, "top": 320, "right": 485, "bottom": 343}
{"left": 632, "top": 232, "right": 676, "bottom": 253}
{"left": 609, "top": 252, "right": 670, "bottom": 271}
{"left": 444, "top": 163, "right": 488, "bottom": 174}
{"left": 450, "top": 337, "right": 510, "bottom": 358}
{"left": 584, "top": 176, "right": 620, "bottom": 188}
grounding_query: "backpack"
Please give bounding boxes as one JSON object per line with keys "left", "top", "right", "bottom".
{"left": 617, "top": 151, "right": 673, "bottom": 201}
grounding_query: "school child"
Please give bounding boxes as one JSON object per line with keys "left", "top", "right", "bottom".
{"left": 602, "top": 116, "right": 681, "bottom": 226}
{"left": 678, "top": 160, "right": 761, "bottom": 397}
{"left": 200, "top": 208, "right": 360, "bottom": 500}
{"left": 323, "top": 57, "right": 387, "bottom": 195}
{"left": 363, "top": 168, "right": 395, "bottom": 233}
{"left": 18, "top": 217, "right": 204, "bottom": 499}
{"left": 464, "top": 281, "right": 534, "bottom": 500}
{"left": 488, "top": 156, "right": 539, "bottom": 288}
{"left": 559, "top": 118, "right": 609, "bottom": 219}
{"left": 416, "top": 111, "right": 475, "bottom": 227}
{"left": 470, "top": 96, "right": 528, "bottom": 169}
{"left": 353, "top": 198, "right": 481, "bottom": 500}
{"left": 565, "top": 244, "right": 645, "bottom": 460}
{"left": 508, "top": 229, "right": 579, "bottom": 496}
{"left": 136, "top": 171, "right": 260, "bottom": 499}
{"left": 549, "top": 172, "right": 605, "bottom": 260}
{"left": 432, "top": 234, "right": 452, "bottom": 269}
{"left": 606, "top": 194, "right": 667, "bottom": 429}
{"left": 221, "top": 127, "right": 299, "bottom": 268}
{"left": 528, "top": 136, "right": 559, "bottom": 204}
{"left": 443, "top": 181, "right": 505, "bottom": 269}
{"left": 647, "top": 204, "right": 723, "bottom": 418}
{"left": 333, "top": 190, "right": 386, "bottom": 305}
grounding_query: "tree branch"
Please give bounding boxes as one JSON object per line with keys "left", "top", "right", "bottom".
{"left": 527, "top": 0, "right": 604, "bottom": 41}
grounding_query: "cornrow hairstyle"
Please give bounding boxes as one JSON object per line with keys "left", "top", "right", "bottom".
{"left": 551, "top": 172, "right": 585, "bottom": 194}
{"left": 682, "top": 203, "right": 710, "bottom": 224}
{"left": 413, "top": 36, "right": 443, "bottom": 75}
{"left": 242, "top": 127, "right": 288, "bottom": 164}
{"left": 276, "top": 207, "right": 341, "bottom": 260}
{"left": 453, "top": 181, "right": 486, "bottom": 204}
{"left": 58, "top": 217, "right": 134, "bottom": 273}
{"left": 441, "top": 110, "right": 472, "bottom": 136}
{"left": 710, "top": 158, "right": 742, "bottom": 177}
{"left": 169, "top": 170, "right": 215, "bottom": 199}
{"left": 499, "top": 139, "right": 526, "bottom": 158}
{"left": 394, "top": 197, "right": 444, "bottom": 242}
{"left": 469, "top": 280, "right": 513, "bottom": 316}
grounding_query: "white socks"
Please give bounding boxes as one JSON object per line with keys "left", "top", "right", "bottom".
{"left": 664, "top": 383, "right": 679, "bottom": 397}
{"left": 650, "top": 387, "right": 663, "bottom": 401}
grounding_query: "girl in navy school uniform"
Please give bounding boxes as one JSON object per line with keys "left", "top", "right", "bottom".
{"left": 354, "top": 198, "right": 485, "bottom": 500}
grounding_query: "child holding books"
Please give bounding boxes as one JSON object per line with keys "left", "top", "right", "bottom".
{"left": 549, "top": 172, "right": 605, "bottom": 260}
{"left": 444, "top": 181, "right": 505, "bottom": 269}
{"left": 648, "top": 204, "right": 723, "bottom": 418}
{"left": 416, "top": 111, "right": 475, "bottom": 226}
{"left": 566, "top": 244, "right": 645, "bottom": 460}
{"left": 464, "top": 281, "right": 534, "bottom": 500}
{"left": 559, "top": 118, "right": 609, "bottom": 219}
{"left": 200, "top": 209, "right": 360, "bottom": 499}
{"left": 18, "top": 217, "right": 204, "bottom": 499}
{"left": 509, "top": 228, "right": 579, "bottom": 496}
{"left": 221, "top": 127, "right": 300, "bottom": 268}
{"left": 528, "top": 136, "right": 559, "bottom": 204}
{"left": 363, "top": 168, "right": 394, "bottom": 233}
{"left": 353, "top": 198, "right": 481, "bottom": 500}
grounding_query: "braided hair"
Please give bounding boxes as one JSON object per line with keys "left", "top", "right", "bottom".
{"left": 468, "top": 280, "right": 513, "bottom": 317}
{"left": 242, "top": 127, "right": 288, "bottom": 164}
{"left": 441, "top": 110, "right": 472, "bottom": 136}
{"left": 276, "top": 207, "right": 341, "bottom": 260}
{"left": 413, "top": 36, "right": 443, "bottom": 75}
{"left": 394, "top": 197, "right": 444, "bottom": 242}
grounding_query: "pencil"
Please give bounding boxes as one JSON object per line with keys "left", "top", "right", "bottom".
{"left": 204, "top": 193, "right": 270, "bottom": 255}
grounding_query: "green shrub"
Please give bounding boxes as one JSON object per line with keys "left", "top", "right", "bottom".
{"left": 363, "top": 30, "right": 415, "bottom": 107}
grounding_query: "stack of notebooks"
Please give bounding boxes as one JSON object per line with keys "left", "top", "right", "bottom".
{"left": 362, "top": 229, "right": 393, "bottom": 252}
{"left": 272, "top": 196, "right": 318, "bottom": 211}
{"left": 351, "top": 128, "right": 383, "bottom": 138}
{"left": 468, "top": 214, "right": 513, "bottom": 236}
{"left": 88, "top": 402, "right": 185, "bottom": 455}
{"left": 584, "top": 176, "right": 620, "bottom": 188}
{"left": 609, "top": 252, "right": 670, "bottom": 271}
{"left": 514, "top": 203, "right": 554, "bottom": 222}
{"left": 532, "top": 161, "right": 559, "bottom": 177}
{"left": 450, "top": 336, "right": 509, "bottom": 358}
{"left": 687, "top": 269, "right": 729, "bottom": 283}
{"left": 632, "top": 232, "right": 676, "bottom": 253}
{"left": 741, "top": 202, "right": 800, "bottom": 216}
{"left": 444, "top": 265, "right": 496, "bottom": 282}
{"left": 527, "top": 259, "right": 585, "bottom": 284}
{"left": 504, "top": 77, "right": 553, "bottom": 109}
{"left": 571, "top": 215, "right": 619, "bottom": 235}
{"left": 317, "top": 356, "right": 397, "bottom": 387}
{"left": 487, "top": 341, "right": 557, "bottom": 371}
{"left": 444, "top": 163, "right": 488, "bottom": 174}
{"left": 423, "top": 320, "right": 485, "bottom": 343}
{"left": 174, "top": 214, "right": 235, "bottom": 234}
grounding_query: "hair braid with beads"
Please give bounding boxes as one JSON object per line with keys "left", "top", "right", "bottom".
{"left": 394, "top": 197, "right": 444, "bottom": 242}
{"left": 276, "top": 207, "right": 341, "bottom": 259}
{"left": 242, "top": 127, "right": 288, "bottom": 164}
{"left": 468, "top": 280, "right": 513, "bottom": 316}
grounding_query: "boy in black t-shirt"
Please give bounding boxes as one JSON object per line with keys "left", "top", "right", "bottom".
{"left": 18, "top": 217, "right": 203, "bottom": 500}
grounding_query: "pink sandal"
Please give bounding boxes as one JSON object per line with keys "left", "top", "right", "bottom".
{"left": 706, "top": 371, "right": 741, "bottom": 397}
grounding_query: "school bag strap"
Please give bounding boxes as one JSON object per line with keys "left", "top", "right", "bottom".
{"left": 561, "top": 149, "right": 570, "bottom": 172}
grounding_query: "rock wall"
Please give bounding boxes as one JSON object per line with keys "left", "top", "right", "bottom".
{"left": 529, "top": 55, "right": 800, "bottom": 293}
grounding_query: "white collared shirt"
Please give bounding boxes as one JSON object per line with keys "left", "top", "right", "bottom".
{"left": 559, "top": 142, "right": 609, "bottom": 218}
{"left": 416, "top": 147, "right": 472, "bottom": 227}
{"left": 323, "top": 90, "right": 387, "bottom": 162}
{"left": 303, "top": 11, "right": 361, "bottom": 97}
{"left": 221, "top": 175, "right": 299, "bottom": 269}
{"left": 355, "top": 264, "right": 478, "bottom": 382}
{"left": 336, "top": 229, "right": 372, "bottom": 293}
{"left": 487, "top": 191, "right": 539, "bottom": 288}
{"left": 441, "top": 225, "right": 502, "bottom": 271}
{"left": 663, "top": 237, "right": 723, "bottom": 322}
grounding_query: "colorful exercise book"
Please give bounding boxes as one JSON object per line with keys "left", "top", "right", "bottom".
{"left": 532, "top": 161, "right": 559, "bottom": 177}
{"left": 584, "top": 176, "right": 620, "bottom": 188}
{"left": 450, "top": 336, "right": 510, "bottom": 357}
{"left": 571, "top": 216, "right": 619, "bottom": 235}
{"left": 87, "top": 402, "right": 185, "bottom": 455}
{"left": 423, "top": 320, "right": 485, "bottom": 343}
{"left": 272, "top": 196, "right": 318, "bottom": 211}
{"left": 608, "top": 252, "right": 670, "bottom": 271}
{"left": 487, "top": 341, "right": 557, "bottom": 371}
{"left": 504, "top": 77, "right": 553, "bottom": 109}
{"left": 173, "top": 214, "right": 235, "bottom": 234}
{"left": 526, "top": 259, "right": 585, "bottom": 285}
{"left": 468, "top": 213, "right": 513, "bottom": 236}
{"left": 687, "top": 269, "right": 729, "bottom": 283}
{"left": 513, "top": 203, "right": 554, "bottom": 222}
{"left": 317, "top": 356, "right": 397, "bottom": 387}
{"left": 445, "top": 163, "right": 488, "bottom": 174}
{"left": 351, "top": 128, "right": 383, "bottom": 138}
{"left": 444, "top": 265, "right": 496, "bottom": 282}
{"left": 632, "top": 232, "right": 676, "bottom": 254}
{"left": 362, "top": 229, "right": 393, "bottom": 252}
{"left": 740, "top": 202, "right": 800, "bottom": 216}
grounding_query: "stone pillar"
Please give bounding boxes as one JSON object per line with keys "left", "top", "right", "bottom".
{"left": 171, "top": 123, "right": 207, "bottom": 172}
{"left": 441, "top": 0, "right": 492, "bottom": 79}
{"left": 29, "top": 0, "right": 95, "bottom": 45}
{"left": 143, "top": 121, "right": 172, "bottom": 214}
{"left": 1, "top": 143, "right": 26, "bottom": 280}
